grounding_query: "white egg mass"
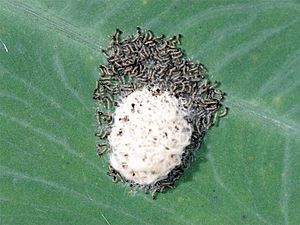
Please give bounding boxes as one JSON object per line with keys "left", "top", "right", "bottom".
{"left": 108, "top": 87, "right": 192, "bottom": 185}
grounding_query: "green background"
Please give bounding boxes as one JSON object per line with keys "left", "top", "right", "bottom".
{"left": 1, "top": 0, "right": 299, "bottom": 224}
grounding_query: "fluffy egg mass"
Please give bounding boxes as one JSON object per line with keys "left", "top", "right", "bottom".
{"left": 108, "top": 88, "right": 192, "bottom": 185}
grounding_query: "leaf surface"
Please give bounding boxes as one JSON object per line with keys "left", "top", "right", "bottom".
{"left": 1, "top": 1, "right": 299, "bottom": 224}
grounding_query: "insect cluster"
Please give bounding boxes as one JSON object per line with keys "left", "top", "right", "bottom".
{"left": 93, "top": 28, "right": 227, "bottom": 198}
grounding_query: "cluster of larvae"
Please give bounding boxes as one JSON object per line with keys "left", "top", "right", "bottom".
{"left": 93, "top": 28, "right": 227, "bottom": 199}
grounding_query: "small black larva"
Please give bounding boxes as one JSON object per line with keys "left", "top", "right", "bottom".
{"left": 93, "top": 28, "right": 227, "bottom": 199}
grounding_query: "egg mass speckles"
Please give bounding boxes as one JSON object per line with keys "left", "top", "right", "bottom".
{"left": 108, "top": 88, "right": 192, "bottom": 185}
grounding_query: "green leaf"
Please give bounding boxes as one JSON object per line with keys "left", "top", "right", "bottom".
{"left": 1, "top": 0, "right": 299, "bottom": 224}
